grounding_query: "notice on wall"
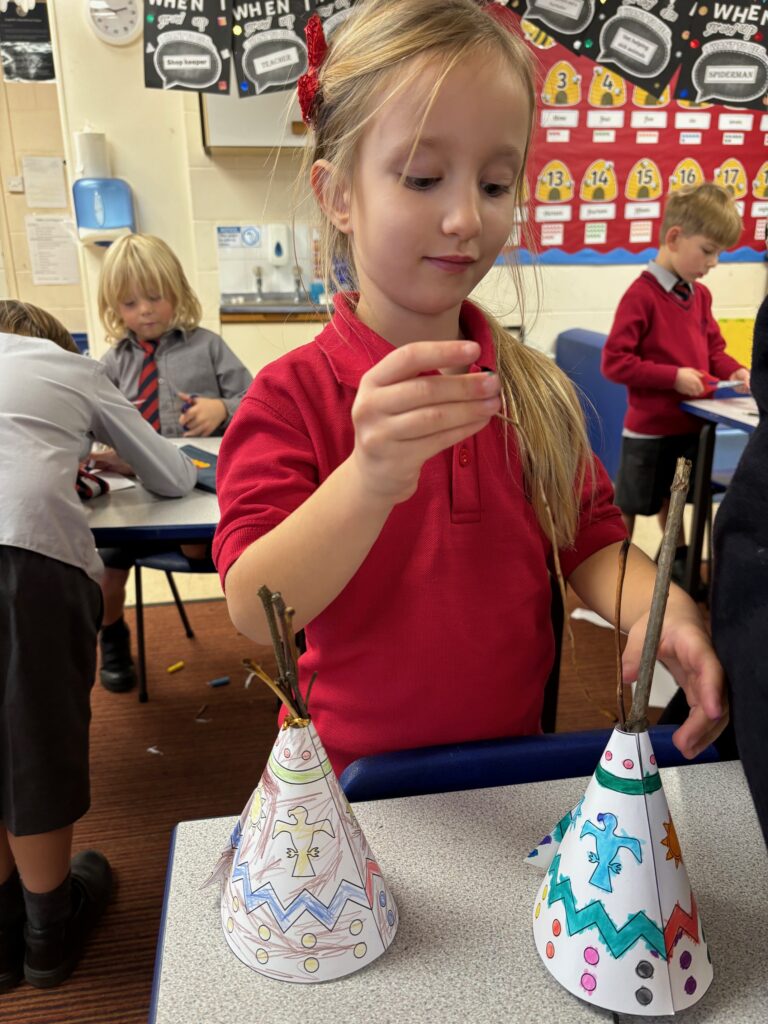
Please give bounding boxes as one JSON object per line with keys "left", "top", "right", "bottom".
{"left": 0, "top": 4, "right": 54, "bottom": 82}
{"left": 25, "top": 216, "right": 80, "bottom": 286}
{"left": 144, "top": 0, "right": 231, "bottom": 93}
{"left": 21, "top": 157, "right": 68, "bottom": 209}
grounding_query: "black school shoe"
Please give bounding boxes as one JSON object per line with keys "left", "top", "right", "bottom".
{"left": 99, "top": 617, "right": 136, "bottom": 692}
{"left": 0, "top": 914, "right": 25, "bottom": 993}
{"left": 24, "top": 851, "right": 113, "bottom": 989}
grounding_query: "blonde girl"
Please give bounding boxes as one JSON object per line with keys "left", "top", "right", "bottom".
{"left": 213, "top": 0, "right": 727, "bottom": 773}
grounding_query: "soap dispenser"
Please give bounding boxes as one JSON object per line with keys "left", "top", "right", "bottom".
{"left": 72, "top": 178, "right": 136, "bottom": 246}
{"left": 267, "top": 223, "right": 289, "bottom": 267}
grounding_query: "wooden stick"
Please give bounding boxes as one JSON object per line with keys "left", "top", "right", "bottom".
{"left": 614, "top": 538, "right": 631, "bottom": 728}
{"left": 625, "top": 458, "right": 691, "bottom": 733}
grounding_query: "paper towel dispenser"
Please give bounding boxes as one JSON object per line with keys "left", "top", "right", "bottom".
{"left": 72, "top": 178, "right": 136, "bottom": 246}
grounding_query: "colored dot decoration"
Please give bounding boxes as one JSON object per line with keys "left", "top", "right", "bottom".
{"left": 379, "top": 891, "right": 387, "bottom": 907}
{"left": 232, "top": 896, "right": 239, "bottom": 912}
{"left": 353, "top": 943, "right": 367, "bottom": 959}
{"left": 258, "top": 924, "right": 270, "bottom": 941}
{"left": 283, "top": 748, "right": 292, "bottom": 759}
{"left": 685, "top": 977, "right": 698, "bottom": 996}
{"left": 256, "top": 948, "right": 269, "bottom": 964}
{"left": 387, "top": 910, "right": 395, "bottom": 926}
{"left": 350, "top": 919, "right": 363, "bottom": 935}
{"left": 580, "top": 971, "right": 597, "bottom": 993}
{"left": 584, "top": 946, "right": 600, "bottom": 966}
{"left": 605, "top": 750, "right": 613, "bottom": 761}
{"left": 636, "top": 960, "right": 654, "bottom": 979}
{"left": 302, "top": 933, "right": 317, "bottom": 948}
{"left": 636, "top": 986, "right": 654, "bottom": 1006}
{"left": 535, "top": 903, "right": 541, "bottom": 919}
{"left": 552, "top": 919, "right": 562, "bottom": 937}
{"left": 226, "top": 917, "right": 234, "bottom": 932}
{"left": 304, "top": 958, "right": 319, "bottom": 973}
{"left": 650, "top": 755, "right": 657, "bottom": 765}
{"left": 302, "top": 750, "right": 311, "bottom": 760}
{"left": 543, "top": 885, "right": 549, "bottom": 900}
{"left": 623, "top": 759, "right": 634, "bottom": 770}
{"left": 680, "top": 951, "right": 692, "bottom": 970}
{"left": 546, "top": 941, "right": 555, "bottom": 959}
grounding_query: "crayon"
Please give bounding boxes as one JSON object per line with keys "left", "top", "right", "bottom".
{"left": 167, "top": 661, "right": 185, "bottom": 674}
{"left": 207, "top": 675, "right": 230, "bottom": 688}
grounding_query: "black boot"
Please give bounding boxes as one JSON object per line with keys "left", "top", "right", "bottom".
{"left": 99, "top": 617, "right": 136, "bottom": 692}
{"left": 23, "top": 851, "right": 113, "bottom": 989}
{"left": 0, "top": 869, "right": 25, "bottom": 993}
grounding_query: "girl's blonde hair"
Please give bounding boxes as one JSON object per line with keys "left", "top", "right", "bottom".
{"left": 0, "top": 299, "right": 79, "bottom": 353}
{"left": 98, "top": 233, "right": 202, "bottom": 343}
{"left": 306, "top": 0, "right": 593, "bottom": 547}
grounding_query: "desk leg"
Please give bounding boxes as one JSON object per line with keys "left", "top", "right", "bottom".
{"left": 134, "top": 564, "right": 148, "bottom": 703}
{"left": 683, "top": 422, "right": 716, "bottom": 599}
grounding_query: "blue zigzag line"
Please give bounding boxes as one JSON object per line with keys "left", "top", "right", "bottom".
{"left": 230, "top": 826, "right": 372, "bottom": 931}
{"left": 546, "top": 854, "right": 666, "bottom": 960}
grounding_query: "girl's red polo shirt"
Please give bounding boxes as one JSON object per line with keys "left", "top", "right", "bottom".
{"left": 214, "top": 297, "right": 626, "bottom": 774}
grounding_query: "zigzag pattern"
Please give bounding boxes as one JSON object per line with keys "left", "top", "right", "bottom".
{"left": 230, "top": 825, "right": 381, "bottom": 933}
{"left": 664, "top": 894, "right": 699, "bottom": 957}
{"left": 545, "top": 854, "right": 666, "bottom": 960}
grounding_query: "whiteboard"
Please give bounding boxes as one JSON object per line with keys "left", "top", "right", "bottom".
{"left": 200, "top": 87, "right": 307, "bottom": 150}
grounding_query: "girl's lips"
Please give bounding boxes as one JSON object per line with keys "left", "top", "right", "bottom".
{"left": 424, "top": 256, "right": 475, "bottom": 274}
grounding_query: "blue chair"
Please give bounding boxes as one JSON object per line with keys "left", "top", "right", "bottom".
{"left": 339, "top": 725, "right": 719, "bottom": 802}
{"left": 133, "top": 550, "right": 217, "bottom": 703}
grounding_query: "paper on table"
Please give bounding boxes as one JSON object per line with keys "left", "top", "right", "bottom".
{"left": 92, "top": 471, "right": 135, "bottom": 492}
{"left": 206, "top": 719, "right": 398, "bottom": 983}
{"left": 529, "top": 728, "right": 712, "bottom": 1015}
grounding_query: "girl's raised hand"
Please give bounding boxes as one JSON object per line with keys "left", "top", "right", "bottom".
{"left": 350, "top": 340, "right": 501, "bottom": 504}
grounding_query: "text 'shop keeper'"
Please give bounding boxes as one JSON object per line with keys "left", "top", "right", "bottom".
{"left": 209, "top": 717, "right": 398, "bottom": 983}
{"left": 528, "top": 727, "right": 712, "bottom": 1016}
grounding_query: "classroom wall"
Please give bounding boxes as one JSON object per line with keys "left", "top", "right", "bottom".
{"left": 0, "top": 70, "right": 86, "bottom": 328}
{"left": 7, "top": 5, "right": 767, "bottom": 360}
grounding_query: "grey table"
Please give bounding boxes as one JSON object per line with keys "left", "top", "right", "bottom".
{"left": 84, "top": 437, "right": 221, "bottom": 545}
{"left": 149, "top": 761, "right": 767, "bottom": 1024}
{"left": 678, "top": 397, "right": 757, "bottom": 598}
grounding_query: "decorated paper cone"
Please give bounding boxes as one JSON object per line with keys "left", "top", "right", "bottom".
{"left": 209, "top": 718, "right": 398, "bottom": 983}
{"left": 531, "top": 728, "right": 712, "bottom": 1015}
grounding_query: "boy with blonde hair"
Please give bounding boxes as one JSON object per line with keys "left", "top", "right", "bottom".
{"left": 602, "top": 183, "right": 749, "bottom": 572}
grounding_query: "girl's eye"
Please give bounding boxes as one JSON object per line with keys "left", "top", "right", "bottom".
{"left": 122, "top": 300, "right": 135, "bottom": 308}
{"left": 404, "top": 176, "right": 439, "bottom": 191}
{"left": 483, "top": 182, "right": 512, "bottom": 198}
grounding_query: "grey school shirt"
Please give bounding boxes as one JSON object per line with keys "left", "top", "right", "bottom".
{"left": 0, "top": 332, "right": 197, "bottom": 582}
{"left": 100, "top": 326, "right": 252, "bottom": 437}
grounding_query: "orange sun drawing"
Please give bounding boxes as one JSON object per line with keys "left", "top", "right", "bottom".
{"left": 661, "top": 819, "right": 683, "bottom": 867}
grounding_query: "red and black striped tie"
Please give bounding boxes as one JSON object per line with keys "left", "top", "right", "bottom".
{"left": 136, "top": 338, "right": 160, "bottom": 431}
{"left": 672, "top": 279, "right": 691, "bottom": 302}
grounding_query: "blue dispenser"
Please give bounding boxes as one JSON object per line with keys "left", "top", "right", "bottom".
{"left": 72, "top": 178, "right": 136, "bottom": 246}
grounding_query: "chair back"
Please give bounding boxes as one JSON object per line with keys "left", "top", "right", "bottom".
{"left": 339, "top": 725, "right": 719, "bottom": 802}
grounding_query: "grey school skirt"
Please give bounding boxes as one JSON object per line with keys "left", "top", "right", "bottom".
{"left": 0, "top": 546, "right": 102, "bottom": 836}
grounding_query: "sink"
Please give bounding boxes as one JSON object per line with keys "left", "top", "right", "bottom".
{"left": 222, "top": 291, "right": 309, "bottom": 306}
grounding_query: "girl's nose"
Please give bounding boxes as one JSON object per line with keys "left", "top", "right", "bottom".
{"left": 442, "top": 188, "right": 482, "bottom": 240}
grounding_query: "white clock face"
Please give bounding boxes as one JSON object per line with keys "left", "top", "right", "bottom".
{"left": 86, "top": 0, "right": 142, "bottom": 46}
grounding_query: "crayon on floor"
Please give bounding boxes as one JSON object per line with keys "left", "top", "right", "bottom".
{"left": 207, "top": 676, "right": 230, "bottom": 688}
{"left": 167, "top": 661, "right": 185, "bottom": 674}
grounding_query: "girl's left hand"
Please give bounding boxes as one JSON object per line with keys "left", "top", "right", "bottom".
{"left": 621, "top": 611, "right": 728, "bottom": 759}
{"left": 730, "top": 367, "right": 750, "bottom": 393}
{"left": 178, "top": 394, "right": 227, "bottom": 437}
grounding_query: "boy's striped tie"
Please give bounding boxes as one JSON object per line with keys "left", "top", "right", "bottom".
{"left": 672, "top": 278, "right": 691, "bottom": 302}
{"left": 136, "top": 338, "right": 161, "bottom": 431}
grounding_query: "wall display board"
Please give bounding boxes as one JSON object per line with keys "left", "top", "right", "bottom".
{"left": 508, "top": 3, "right": 768, "bottom": 264}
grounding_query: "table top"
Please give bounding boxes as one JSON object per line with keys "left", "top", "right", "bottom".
{"left": 85, "top": 437, "right": 220, "bottom": 544}
{"left": 681, "top": 396, "right": 759, "bottom": 432}
{"left": 150, "top": 761, "right": 767, "bottom": 1024}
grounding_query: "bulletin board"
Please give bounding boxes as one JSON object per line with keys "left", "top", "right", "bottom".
{"left": 509, "top": 3, "right": 768, "bottom": 264}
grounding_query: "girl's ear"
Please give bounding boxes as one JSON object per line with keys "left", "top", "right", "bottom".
{"left": 311, "top": 159, "right": 352, "bottom": 235}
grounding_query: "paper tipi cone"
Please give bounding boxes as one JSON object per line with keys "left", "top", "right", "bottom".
{"left": 531, "top": 728, "right": 712, "bottom": 1015}
{"left": 214, "top": 718, "right": 398, "bottom": 983}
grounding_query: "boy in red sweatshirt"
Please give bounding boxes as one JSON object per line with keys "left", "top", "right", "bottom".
{"left": 601, "top": 183, "right": 750, "bottom": 573}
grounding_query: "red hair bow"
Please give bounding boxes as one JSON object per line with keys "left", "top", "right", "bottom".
{"left": 297, "top": 14, "right": 329, "bottom": 126}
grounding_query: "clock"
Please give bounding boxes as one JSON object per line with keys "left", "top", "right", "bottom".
{"left": 84, "top": 0, "right": 142, "bottom": 46}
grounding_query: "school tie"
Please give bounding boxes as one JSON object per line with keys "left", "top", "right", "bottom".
{"left": 672, "top": 278, "right": 691, "bottom": 302}
{"left": 136, "top": 338, "right": 161, "bottom": 431}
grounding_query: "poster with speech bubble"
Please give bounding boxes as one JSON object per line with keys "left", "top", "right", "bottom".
{"left": 503, "top": 5, "right": 767, "bottom": 262}
{"left": 518, "top": 0, "right": 693, "bottom": 96}
{"left": 144, "top": 0, "right": 231, "bottom": 93}
{"left": 674, "top": 4, "right": 768, "bottom": 111}
{"left": 232, "top": 0, "right": 355, "bottom": 99}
